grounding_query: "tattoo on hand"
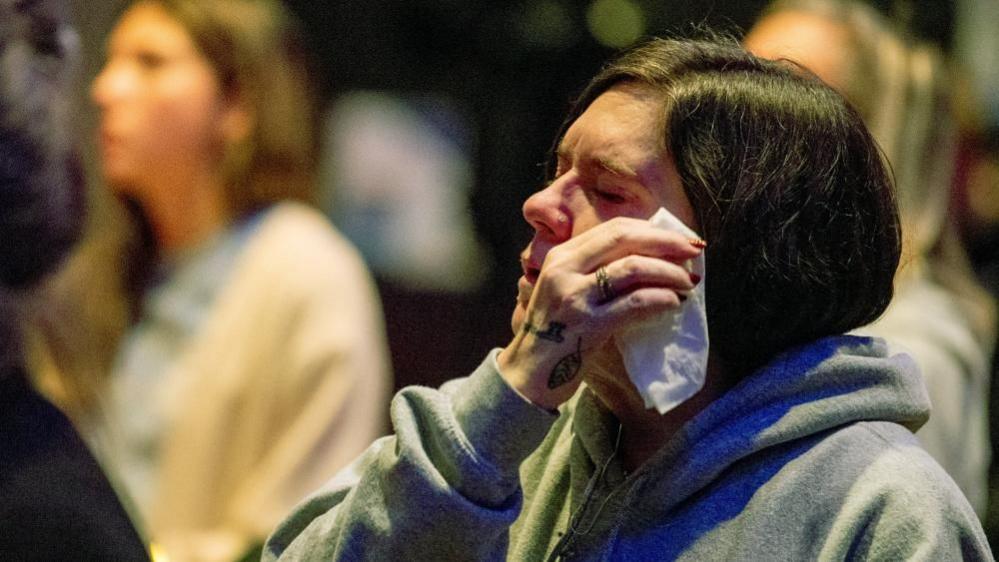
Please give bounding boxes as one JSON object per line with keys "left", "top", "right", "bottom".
{"left": 523, "top": 321, "right": 567, "bottom": 343}
{"left": 547, "top": 337, "right": 583, "bottom": 389}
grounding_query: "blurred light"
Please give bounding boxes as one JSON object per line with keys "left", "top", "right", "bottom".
{"left": 520, "top": 1, "right": 574, "bottom": 50}
{"left": 586, "top": 0, "right": 646, "bottom": 49}
{"left": 150, "top": 543, "right": 170, "bottom": 562}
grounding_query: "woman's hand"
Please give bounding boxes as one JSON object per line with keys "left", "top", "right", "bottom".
{"left": 497, "top": 217, "right": 703, "bottom": 410}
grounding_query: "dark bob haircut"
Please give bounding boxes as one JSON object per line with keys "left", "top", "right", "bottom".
{"left": 555, "top": 37, "right": 901, "bottom": 372}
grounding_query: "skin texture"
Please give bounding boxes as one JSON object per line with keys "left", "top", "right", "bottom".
{"left": 497, "top": 83, "right": 707, "bottom": 470}
{"left": 91, "top": 1, "right": 247, "bottom": 254}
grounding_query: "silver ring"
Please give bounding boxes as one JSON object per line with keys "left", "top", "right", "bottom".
{"left": 595, "top": 266, "right": 616, "bottom": 303}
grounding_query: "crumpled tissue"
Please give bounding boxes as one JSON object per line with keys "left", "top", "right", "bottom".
{"left": 614, "top": 207, "right": 709, "bottom": 414}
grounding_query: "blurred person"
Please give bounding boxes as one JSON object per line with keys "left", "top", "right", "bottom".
{"left": 745, "top": 0, "right": 996, "bottom": 517}
{"left": 0, "top": 0, "right": 149, "bottom": 559}
{"left": 322, "top": 92, "right": 488, "bottom": 294}
{"left": 953, "top": 0, "right": 999, "bottom": 295}
{"left": 263, "top": 37, "right": 990, "bottom": 560}
{"left": 32, "top": 0, "right": 392, "bottom": 560}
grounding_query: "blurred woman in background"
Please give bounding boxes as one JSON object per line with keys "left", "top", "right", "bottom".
{"left": 746, "top": 0, "right": 996, "bottom": 516}
{"left": 32, "top": 0, "right": 392, "bottom": 560}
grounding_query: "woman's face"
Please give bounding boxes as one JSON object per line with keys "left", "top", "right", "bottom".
{"left": 91, "top": 1, "right": 228, "bottom": 200}
{"left": 513, "top": 83, "right": 697, "bottom": 335}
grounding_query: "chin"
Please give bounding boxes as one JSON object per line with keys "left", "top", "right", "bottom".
{"left": 100, "top": 164, "right": 128, "bottom": 188}
{"left": 101, "top": 168, "right": 140, "bottom": 198}
{"left": 510, "top": 302, "right": 526, "bottom": 336}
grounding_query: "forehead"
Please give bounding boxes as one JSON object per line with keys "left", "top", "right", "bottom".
{"left": 561, "top": 83, "right": 667, "bottom": 160}
{"left": 558, "top": 82, "right": 676, "bottom": 197}
{"left": 109, "top": 2, "right": 193, "bottom": 52}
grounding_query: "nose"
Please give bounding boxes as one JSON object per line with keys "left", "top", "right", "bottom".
{"left": 90, "top": 60, "right": 126, "bottom": 110}
{"left": 522, "top": 176, "right": 572, "bottom": 242}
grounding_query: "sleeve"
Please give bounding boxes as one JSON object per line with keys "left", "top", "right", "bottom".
{"left": 261, "top": 350, "right": 559, "bottom": 561}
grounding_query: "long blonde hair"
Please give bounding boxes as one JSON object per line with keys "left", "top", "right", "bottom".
{"left": 155, "top": 0, "right": 320, "bottom": 215}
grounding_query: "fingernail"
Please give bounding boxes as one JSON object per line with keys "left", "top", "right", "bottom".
{"left": 689, "top": 273, "right": 701, "bottom": 285}
{"left": 689, "top": 238, "right": 707, "bottom": 249}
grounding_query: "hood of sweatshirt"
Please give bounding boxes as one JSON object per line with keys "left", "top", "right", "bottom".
{"left": 610, "top": 335, "right": 931, "bottom": 522}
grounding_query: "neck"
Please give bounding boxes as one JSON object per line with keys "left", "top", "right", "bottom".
{"left": 136, "top": 170, "right": 231, "bottom": 257}
{"left": 585, "top": 347, "right": 732, "bottom": 473}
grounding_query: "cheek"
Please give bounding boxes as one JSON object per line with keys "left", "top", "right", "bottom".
{"left": 571, "top": 200, "right": 659, "bottom": 239}
{"left": 562, "top": 188, "right": 605, "bottom": 236}
{"left": 593, "top": 201, "right": 658, "bottom": 223}
{"left": 111, "top": 70, "right": 222, "bottom": 160}
{"left": 101, "top": 86, "right": 224, "bottom": 193}
{"left": 145, "top": 87, "right": 223, "bottom": 156}
{"left": 654, "top": 168, "right": 699, "bottom": 232}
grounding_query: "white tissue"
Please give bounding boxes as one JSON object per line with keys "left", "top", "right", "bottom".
{"left": 614, "top": 207, "right": 709, "bottom": 414}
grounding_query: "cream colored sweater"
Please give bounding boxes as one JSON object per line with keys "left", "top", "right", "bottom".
{"left": 107, "top": 203, "right": 392, "bottom": 562}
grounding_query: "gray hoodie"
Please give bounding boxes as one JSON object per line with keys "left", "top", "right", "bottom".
{"left": 264, "top": 335, "right": 991, "bottom": 561}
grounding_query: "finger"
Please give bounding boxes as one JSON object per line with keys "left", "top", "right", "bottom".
{"left": 594, "top": 256, "right": 698, "bottom": 303}
{"left": 559, "top": 216, "right": 703, "bottom": 272}
{"left": 595, "top": 286, "right": 686, "bottom": 327}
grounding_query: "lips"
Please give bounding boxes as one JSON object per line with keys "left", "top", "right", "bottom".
{"left": 520, "top": 246, "right": 545, "bottom": 283}
{"left": 516, "top": 254, "right": 541, "bottom": 307}
{"left": 523, "top": 263, "right": 541, "bottom": 284}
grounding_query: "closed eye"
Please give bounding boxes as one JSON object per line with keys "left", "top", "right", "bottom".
{"left": 135, "top": 50, "right": 167, "bottom": 70}
{"left": 594, "top": 189, "right": 627, "bottom": 204}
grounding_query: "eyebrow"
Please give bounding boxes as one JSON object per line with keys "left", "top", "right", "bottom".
{"left": 596, "top": 157, "right": 637, "bottom": 179}
{"left": 556, "top": 147, "right": 639, "bottom": 179}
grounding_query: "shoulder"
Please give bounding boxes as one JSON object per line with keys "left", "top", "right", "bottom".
{"left": 795, "top": 420, "right": 969, "bottom": 503}
{"left": 237, "top": 202, "right": 378, "bottom": 298}
{"left": 845, "top": 422, "right": 976, "bottom": 511}
{"left": 253, "top": 202, "right": 365, "bottom": 266}
{"left": 802, "top": 422, "right": 989, "bottom": 557}
{"left": 727, "top": 420, "right": 991, "bottom": 558}
{"left": 0, "top": 493, "right": 149, "bottom": 562}
{"left": 0, "top": 384, "right": 149, "bottom": 561}
{"left": 743, "top": 419, "right": 979, "bottom": 529}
